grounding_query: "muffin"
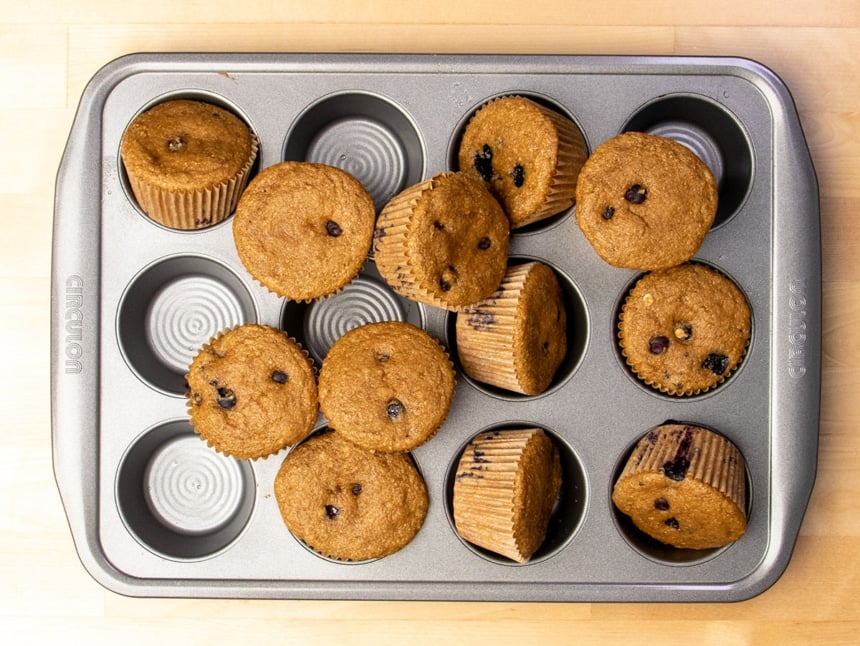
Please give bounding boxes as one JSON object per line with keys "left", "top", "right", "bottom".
{"left": 274, "top": 430, "right": 428, "bottom": 561}
{"left": 612, "top": 423, "right": 747, "bottom": 550}
{"left": 575, "top": 131, "right": 718, "bottom": 270}
{"left": 618, "top": 263, "right": 751, "bottom": 396}
{"left": 457, "top": 95, "right": 588, "bottom": 228}
{"left": 453, "top": 428, "right": 562, "bottom": 563}
{"left": 185, "top": 324, "right": 318, "bottom": 459}
{"left": 373, "top": 171, "right": 510, "bottom": 311}
{"left": 233, "top": 162, "right": 376, "bottom": 301}
{"left": 120, "top": 98, "right": 258, "bottom": 229}
{"left": 317, "top": 321, "right": 456, "bottom": 453}
{"left": 456, "top": 261, "right": 567, "bottom": 396}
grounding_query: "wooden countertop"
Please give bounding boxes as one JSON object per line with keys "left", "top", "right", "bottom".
{"left": 4, "top": 1, "right": 858, "bottom": 642}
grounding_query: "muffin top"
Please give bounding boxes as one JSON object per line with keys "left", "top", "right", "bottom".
{"left": 185, "top": 324, "right": 318, "bottom": 459}
{"left": 274, "top": 430, "right": 428, "bottom": 561}
{"left": 374, "top": 171, "right": 510, "bottom": 310}
{"left": 233, "top": 162, "right": 376, "bottom": 301}
{"left": 120, "top": 99, "right": 256, "bottom": 191}
{"left": 317, "top": 321, "right": 455, "bottom": 452}
{"left": 458, "top": 96, "right": 585, "bottom": 228}
{"left": 619, "top": 263, "right": 751, "bottom": 396}
{"left": 575, "top": 131, "right": 718, "bottom": 270}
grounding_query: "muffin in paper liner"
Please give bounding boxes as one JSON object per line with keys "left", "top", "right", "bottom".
{"left": 233, "top": 162, "right": 376, "bottom": 302}
{"left": 618, "top": 263, "right": 751, "bottom": 396}
{"left": 453, "top": 428, "right": 562, "bottom": 563}
{"left": 611, "top": 423, "right": 747, "bottom": 550}
{"left": 120, "top": 99, "right": 258, "bottom": 230}
{"left": 456, "top": 261, "right": 567, "bottom": 395}
{"left": 373, "top": 171, "right": 510, "bottom": 311}
{"left": 274, "top": 429, "right": 428, "bottom": 561}
{"left": 185, "top": 324, "right": 318, "bottom": 460}
{"left": 318, "top": 321, "right": 456, "bottom": 453}
{"left": 457, "top": 95, "right": 588, "bottom": 228}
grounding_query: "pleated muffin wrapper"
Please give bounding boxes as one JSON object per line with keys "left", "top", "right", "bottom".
{"left": 129, "top": 134, "right": 258, "bottom": 230}
{"left": 461, "top": 95, "right": 589, "bottom": 229}
{"left": 185, "top": 323, "right": 319, "bottom": 461}
{"left": 612, "top": 424, "right": 747, "bottom": 550}
{"left": 373, "top": 173, "right": 501, "bottom": 312}
{"left": 453, "top": 428, "right": 562, "bottom": 563}
{"left": 456, "top": 262, "right": 534, "bottom": 395}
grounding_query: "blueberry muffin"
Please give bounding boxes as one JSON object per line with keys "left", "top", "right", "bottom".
{"left": 612, "top": 423, "right": 747, "bottom": 550}
{"left": 120, "top": 98, "right": 258, "bottom": 229}
{"left": 317, "top": 321, "right": 455, "bottom": 453}
{"left": 618, "top": 263, "right": 751, "bottom": 396}
{"left": 458, "top": 95, "right": 588, "bottom": 228}
{"left": 453, "top": 428, "right": 562, "bottom": 563}
{"left": 456, "top": 261, "right": 567, "bottom": 396}
{"left": 373, "top": 171, "right": 510, "bottom": 311}
{"left": 575, "top": 132, "right": 718, "bottom": 270}
{"left": 274, "top": 430, "right": 428, "bottom": 561}
{"left": 186, "top": 324, "right": 318, "bottom": 459}
{"left": 233, "top": 162, "right": 376, "bottom": 301}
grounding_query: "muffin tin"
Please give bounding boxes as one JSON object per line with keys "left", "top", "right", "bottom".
{"left": 51, "top": 53, "right": 820, "bottom": 601}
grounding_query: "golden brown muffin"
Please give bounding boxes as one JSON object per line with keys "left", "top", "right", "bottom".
{"left": 185, "top": 324, "right": 318, "bottom": 459}
{"left": 233, "top": 162, "right": 376, "bottom": 301}
{"left": 453, "top": 428, "right": 562, "bottom": 563}
{"left": 373, "top": 171, "right": 510, "bottom": 311}
{"left": 575, "top": 131, "right": 718, "bottom": 270}
{"left": 457, "top": 95, "right": 588, "bottom": 228}
{"left": 120, "top": 98, "right": 258, "bottom": 229}
{"left": 456, "top": 261, "right": 567, "bottom": 395}
{"left": 612, "top": 423, "right": 747, "bottom": 550}
{"left": 618, "top": 263, "right": 751, "bottom": 396}
{"left": 317, "top": 321, "right": 455, "bottom": 452}
{"left": 274, "top": 430, "right": 428, "bottom": 561}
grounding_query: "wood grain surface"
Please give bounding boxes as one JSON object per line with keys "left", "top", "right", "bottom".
{"left": 3, "top": 1, "right": 858, "bottom": 643}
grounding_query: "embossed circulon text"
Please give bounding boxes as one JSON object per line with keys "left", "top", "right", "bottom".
{"left": 787, "top": 278, "right": 807, "bottom": 378}
{"left": 65, "top": 275, "right": 83, "bottom": 374}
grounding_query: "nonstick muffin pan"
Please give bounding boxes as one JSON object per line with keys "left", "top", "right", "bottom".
{"left": 51, "top": 53, "right": 820, "bottom": 601}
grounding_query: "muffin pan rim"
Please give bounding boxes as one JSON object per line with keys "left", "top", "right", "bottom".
{"left": 52, "top": 52, "right": 820, "bottom": 602}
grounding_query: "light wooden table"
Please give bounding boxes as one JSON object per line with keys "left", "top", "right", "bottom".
{"left": 4, "top": 1, "right": 858, "bottom": 642}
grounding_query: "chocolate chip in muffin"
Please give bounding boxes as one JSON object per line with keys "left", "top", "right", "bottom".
{"left": 325, "top": 504, "right": 340, "bottom": 519}
{"left": 325, "top": 219, "right": 343, "bottom": 237}
{"left": 473, "top": 144, "right": 494, "bottom": 182}
{"left": 654, "top": 497, "right": 670, "bottom": 511}
{"left": 511, "top": 164, "right": 525, "bottom": 187}
{"left": 387, "top": 399, "right": 404, "bottom": 419}
{"left": 624, "top": 183, "right": 648, "bottom": 204}
{"left": 477, "top": 236, "right": 492, "bottom": 250}
{"left": 702, "top": 352, "right": 729, "bottom": 375}
{"left": 271, "top": 370, "right": 289, "bottom": 384}
{"left": 601, "top": 206, "right": 615, "bottom": 220}
{"left": 216, "top": 386, "right": 237, "bottom": 410}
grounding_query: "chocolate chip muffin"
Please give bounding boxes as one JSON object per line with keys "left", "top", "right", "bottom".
{"left": 575, "top": 132, "right": 718, "bottom": 270}
{"left": 274, "top": 429, "right": 428, "bottom": 561}
{"left": 120, "top": 98, "right": 258, "bottom": 229}
{"left": 233, "top": 162, "right": 376, "bottom": 301}
{"left": 456, "top": 261, "right": 567, "bottom": 396}
{"left": 458, "top": 95, "right": 588, "bottom": 228}
{"left": 453, "top": 428, "right": 562, "bottom": 563}
{"left": 612, "top": 423, "right": 747, "bottom": 550}
{"left": 618, "top": 263, "right": 751, "bottom": 396}
{"left": 317, "top": 321, "right": 456, "bottom": 453}
{"left": 373, "top": 171, "right": 510, "bottom": 311}
{"left": 185, "top": 324, "right": 318, "bottom": 459}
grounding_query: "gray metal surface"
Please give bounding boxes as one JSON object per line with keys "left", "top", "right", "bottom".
{"left": 51, "top": 53, "right": 821, "bottom": 601}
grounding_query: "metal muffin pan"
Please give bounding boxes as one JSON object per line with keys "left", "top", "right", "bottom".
{"left": 51, "top": 53, "right": 820, "bottom": 601}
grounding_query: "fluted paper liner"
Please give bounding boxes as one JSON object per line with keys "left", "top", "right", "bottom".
{"left": 453, "top": 428, "right": 561, "bottom": 563}
{"left": 612, "top": 424, "right": 747, "bottom": 550}
{"left": 129, "top": 134, "right": 258, "bottom": 230}
{"left": 456, "top": 263, "right": 532, "bottom": 394}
